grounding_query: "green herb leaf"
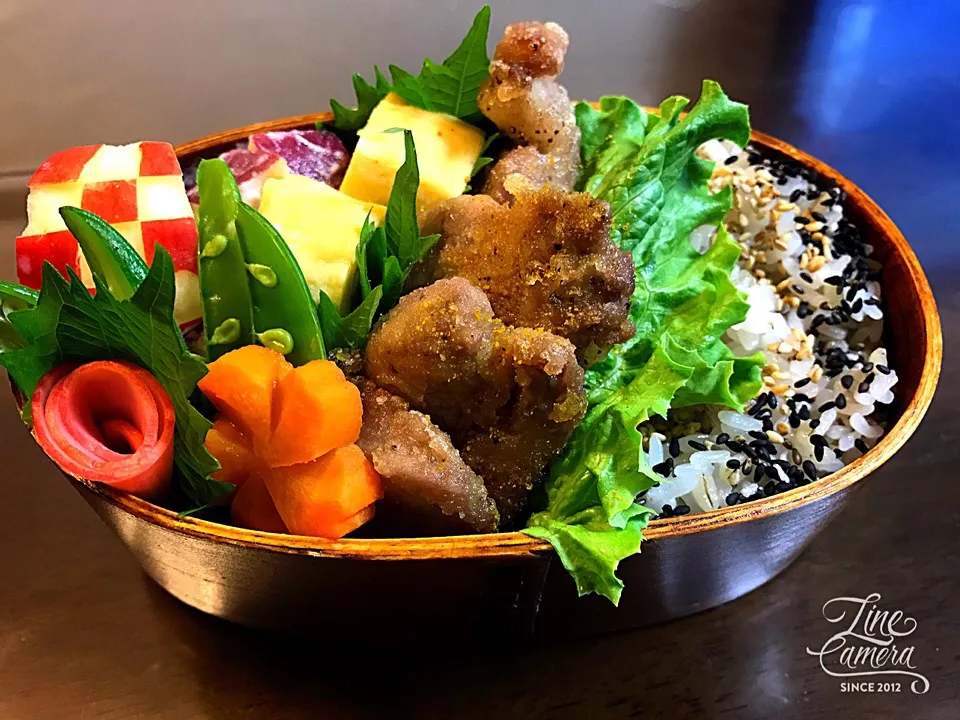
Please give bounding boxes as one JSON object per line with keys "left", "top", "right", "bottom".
{"left": 384, "top": 129, "right": 423, "bottom": 266}
{"left": 0, "top": 283, "right": 38, "bottom": 352}
{"left": 356, "top": 214, "right": 385, "bottom": 299}
{"left": 524, "top": 81, "right": 764, "bottom": 604}
{"left": 388, "top": 6, "right": 491, "bottom": 123}
{"left": 318, "top": 285, "right": 383, "bottom": 351}
{"left": 325, "top": 67, "right": 392, "bottom": 136}
{"left": 354, "top": 131, "right": 438, "bottom": 321}
{"left": 470, "top": 131, "right": 501, "bottom": 178}
{"left": 0, "top": 250, "right": 231, "bottom": 507}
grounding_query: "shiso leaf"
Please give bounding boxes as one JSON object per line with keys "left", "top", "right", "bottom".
{"left": 324, "top": 67, "right": 392, "bottom": 139}
{"left": 0, "top": 247, "right": 231, "bottom": 507}
{"left": 327, "top": 131, "right": 436, "bottom": 352}
{"left": 524, "top": 80, "right": 764, "bottom": 604}
{"left": 318, "top": 285, "right": 383, "bottom": 351}
{"left": 389, "top": 6, "right": 492, "bottom": 124}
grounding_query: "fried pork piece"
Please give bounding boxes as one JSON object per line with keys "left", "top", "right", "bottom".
{"left": 419, "top": 184, "right": 636, "bottom": 362}
{"left": 363, "top": 276, "right": 504, "bottom": 434}
{"left": 478, "top": 22, "right": 581, "bottom": 200}
{"left": 356, "top": 381, "right": 499, "bottom": 535}
{"left": 460, "top": 325, "right": 587, "bottom": 527}
{"left": 365, "top": 278, "right": 587, "bottom": 527}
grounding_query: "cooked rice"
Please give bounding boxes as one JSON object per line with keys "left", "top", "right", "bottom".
{"left": 639, "top": 140, "right": 897, "bottom": 517}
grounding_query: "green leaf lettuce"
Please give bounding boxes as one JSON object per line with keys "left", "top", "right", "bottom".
{"left": 524, "top": 80, "right": 764, "bottom": 604}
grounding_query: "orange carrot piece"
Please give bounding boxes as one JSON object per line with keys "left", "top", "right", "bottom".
{"left": 204, "top": 417, "right": 261, "bottom": 502}
{"left": 262, "top": 360, "right": 362, "bottom": 468}
{"left": 263, "top": 445, "right": 382, "bottom": 538}
{"left": 231, "top": 475, "right": 287, "bottom": 533}
{"left": 197, "top": 345, "right": 290, "bottom": 443}
{"left": 323, "top": 504, "right": 376, "bottom": 539}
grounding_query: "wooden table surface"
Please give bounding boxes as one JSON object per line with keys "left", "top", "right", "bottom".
{"left": 1, "top": 2, "right": 958, "bottom": 718}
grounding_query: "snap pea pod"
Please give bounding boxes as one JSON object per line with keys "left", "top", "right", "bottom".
{"left": 196, "top": 159, "right": 256, "bottom": 360}
{"left": 59, "top": 207, "right": 147, "bottom": 300}
{"left": 234, "top": 203, "right": 325, "bottom": 365}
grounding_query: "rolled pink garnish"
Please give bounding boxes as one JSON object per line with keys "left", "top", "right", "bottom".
{"left": 31, "top": 361, "right": 175, "bottom": 499}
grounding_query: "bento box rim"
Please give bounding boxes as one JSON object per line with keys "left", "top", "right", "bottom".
{"left": 11, "top": 107, "right": 942, "bottom": 562}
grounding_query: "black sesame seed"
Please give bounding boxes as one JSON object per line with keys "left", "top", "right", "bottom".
{"left": 724, "top": 154, "right": 738, "bottom": 165}
{"left": 800, "top": 272, "right": 814, "bottom": 284}
{"left": 748, "top": 430, "right": 767, "bottom": 441}
{"left": 661, "top": 504, "right": 673, "bottom": 517}
{"left": 858, "top": 381, "right": 871, "bottom": 394}
{"left": 810, "top": 434, "right": 827, "bottom": 446}
{"left": 726, "top": 458, "right": 741, "bottom": 469}
{"left": 765, "top": 465, "right": 780, "bottom": 479}
{"left": 861, "top": 362, "right": 874, "bottom": 372}
{"left": 726, "top": 492, "right": 742, "bottom": 506}
{"left": 669, "top": 437, "right": 681, "bottom": 458}
{"left": 794, "top": 377, "right": 811, "bottom": 388}
{"left": 810, "top": 419, "right": 821, "bottom": 430}
{"left": 792, "top": 284, "right": 805, "bottom": 295}
{"left": 716, "top": 433, "right": 730, "bottom": 445}
{"left": 819, "top": 401, "right": 836, "bottom": 412}
{"left": 811, "top": 211, "right": 827, "bottom": 223}
{"left": 815, "top": 445, "right": 825, "bottom": 462}
{"left": 841, "top": 375, "right": 854, "bottom": 389}
{"left": 789, "top": 189, "right": 804, "bottom": 203}
{"left": 674, "top": 504, "right": 691, "bottom": 516}
{"left": 802, "top": 460, "right": 818, "bottom": 480}
{"left": 789, "top": 414, "right": 801, "bottom": 428}
{"left": 652, "top": 458, "right": 674, "bottom": 476}
{"left": 855, "top": 438, "right": 870, "bottom": 454}
{"left": 806, "top": 188, "right": 820, "bottom": 201}
{"left": 851, "top": 298, "right": 863, "bottom": 314}
{"left": 767, "top": 394, "right": 778, "bottom": 409}
{"left": 824, "top": 276, "right": 844, "bottom": 287}
{"left": 689, "top": 440, "right": 708, "bottom": 452}
{"left": 877, "top": 364, "right": 890, "bottom": 375}
{"left": 834, "top": 394, "right": 847, "bottom": 409}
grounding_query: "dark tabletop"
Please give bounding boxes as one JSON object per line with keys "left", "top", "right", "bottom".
{"left": 1, "top": 1, "right": 958, "bottom": 718}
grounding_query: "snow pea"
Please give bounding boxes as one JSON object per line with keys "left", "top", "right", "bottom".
{"left": 235, "top": 203, "right": 325, "bottom": 365}
{"left": 196, "top": 159, "right": 256, "bottom": 360}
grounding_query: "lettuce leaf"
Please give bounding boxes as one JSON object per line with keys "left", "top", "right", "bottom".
{"left": 524, "top": 81, "right": 764, "bottom": 604}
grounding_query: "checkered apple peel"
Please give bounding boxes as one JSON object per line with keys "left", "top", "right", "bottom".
{"left": 16, "top": 142, "right": 201, "bottom": 325}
